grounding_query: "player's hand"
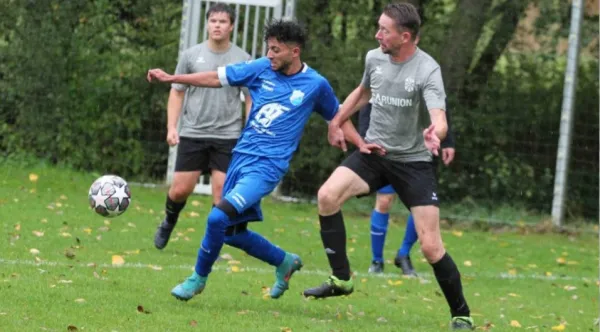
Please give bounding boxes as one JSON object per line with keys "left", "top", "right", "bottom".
{"left": 423, "top": 124, "right": 440, "bottom": 156}
{"left": 147, "top": 69, "right": 173, "bottom": 83}
{"left": 359, "top": 142, "right": 386, "bottom": 156}
{"left": 442, "top": 147, "right": 455, "bottom": 165}
{"left": 328, "top": 123, "right": 347, "bottom": 152}
{"left": 166, "top": 128, "right": 179, "bottom": 146}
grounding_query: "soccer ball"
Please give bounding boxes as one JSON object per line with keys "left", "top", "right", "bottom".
{"left": 88, "top": 175, "right": 131, "bottom": 217}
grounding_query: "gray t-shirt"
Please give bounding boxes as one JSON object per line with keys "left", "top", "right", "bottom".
{"left": 361, "top": 47, "right": 446, "bottom": 162}
{"left": 173, "top": 41, "right": 251, "bottom": 139}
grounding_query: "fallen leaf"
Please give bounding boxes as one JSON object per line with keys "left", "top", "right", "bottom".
{"left": 67, "top": 325, "right": 78, "bottom": 331}
{"left": 220, "top": 253, "right": 233, "bottom": 260}
{"left": 112, "top": 255, "right": 125, "bottom": 266}
{"left": 545, "top": 272, "right": 553, "bottom": 277}
{"left": 64, "top": 249, "right": 76, "bottom": 259}
{"left": 231, "top": 266, "right": 240, "bottom": 272}
{"left": 29, "top": 173, "right": 39, "bottom": 182}
{"left": 103, "top": 220, "right": 111, "bottom": 225}
{"left": 191, "top": 200, "right": 200, "bottom": 206}
{"left": 32, "top": 231, "right": 44, "bottom": 237}
{"left": 83, "top": 228, "right": 92, "bottom": 235}
{"left": 387, "top": 279, "right": 403, "bottom": 286}
{"left": 556, "top": 257, "right": 566, "bottom": 265}
{"left": 237, "top": 310, "right": 250, "bottom": 315}
{"left": 58, "top": 280, "right": 73, "bottom": 284}
{"left": 377, "top": 317, "right": 388, "bottom": 323}
{"left": 190, "top": 320, "right": 198, "bottom": 327}
{"left": 563, "top": 285, "right": 577, "bottom": 291}
{"left": 189, "top": 211, "right": 200, "bottom": 217}
{"left": 551, "top": 324, "right": 565, "bottom": 331}
{"left": 508, "top": 269, "right": 517, "bottom": 276}
{"left": 137, "top": 305, "right": 150, "bottom": 314}
{"left": 510, "top": 320, "right": 522, "bottom": 327}
{"left": 452, "top": 230, "right": 463, "bottom": 237}
{"left": 124, "top": 249, "right": 140, "bottom": 255}
{"left": 74, "top": 298, "right": 85, "bottom": 303}
{"left": 148, "top": 265, "right": 163, "bottom": 271}
{"left": 228, "top": 260, "right": 241, "bottom": 265}
{"left": 464, "top": 260, "right": 472, "bottom": 267}
{"left": 60, "top": 232, "right": 72, "bottom": 238}
{"left": 508, "top": 293, "right": 520, "bottom": 297}
{"left": 281, "top": 328, "right": 292, "bottom": 332}
{"left": 29, "top": 248, "right": 40, "bottom": 255}
{"left": 186, "top": 228, "right": 196, "bottom": 232}
{"left": 15, "top": 224, "right": 21, "bottom": 231}
{"left": 361, "top": 278, "right": 368, "bottom": 283}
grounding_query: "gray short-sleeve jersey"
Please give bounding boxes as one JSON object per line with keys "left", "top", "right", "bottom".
{"left": 360, "top": 48, "right": 446, "bottom": 162}
{"left": 172, "top": 41, "right": 251, "bottom": 139}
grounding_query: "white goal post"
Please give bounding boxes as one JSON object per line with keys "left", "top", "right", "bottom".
{"left": 166, "top": 0, "right": 296, "bottom": 194}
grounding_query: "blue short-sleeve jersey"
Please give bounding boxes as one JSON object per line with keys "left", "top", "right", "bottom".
{"left": 217, "top": 57, "right": 339, "bottom": 161}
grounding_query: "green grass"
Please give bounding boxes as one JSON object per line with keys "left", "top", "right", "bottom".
{"left": 0, "top": 163, "right": 598, "bottom": 331}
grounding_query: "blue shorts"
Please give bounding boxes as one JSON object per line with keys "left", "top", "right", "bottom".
{"left": 377, "top": 184, "right": 395, "bottom": 195}
{"left": 222, "top": 153, "right": 288, "bottom": 224}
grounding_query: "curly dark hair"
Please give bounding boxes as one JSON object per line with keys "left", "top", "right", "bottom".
{"left": 263, "top": 19, "right": 306, "bottom": 49}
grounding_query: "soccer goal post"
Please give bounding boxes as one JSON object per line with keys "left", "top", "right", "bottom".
{"left": 166, "top": 0, "right": 296, "bottom": 194}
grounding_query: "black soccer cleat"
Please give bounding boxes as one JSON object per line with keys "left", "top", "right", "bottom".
{"left": 394, "top": 255, "right": 418, "bottom": 276}
{"left": 303, "top": 276, "right": 354, "bottom": 299}
{"left": 368, "top": 261, "right": 384, "bottom": 274}
{"left": 154, "top": 218, "right": 175, "bottom": 250}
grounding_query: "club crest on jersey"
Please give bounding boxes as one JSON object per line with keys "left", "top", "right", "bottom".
{"left": 405, "top": 77, "right": 415, "bottom": 92}
{"left": 289, "top": 90, "right": 305, "bottom": 106}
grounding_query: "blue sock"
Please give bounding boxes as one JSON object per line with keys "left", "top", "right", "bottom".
{"left": 195, "top": 207, "right": 230, "bottom": 277}
{"left": 398, "top": 214, "right": 418, "bottom": 257}
{"left": 370, "top": 210, "right": 389, "bottom": 263}
{"left": 225, "top": 230, "right": 285, "bottom": 266}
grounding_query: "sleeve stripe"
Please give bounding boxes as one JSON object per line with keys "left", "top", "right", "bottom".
{"left": 217, "top": 67, "right": 230, "bottom": 87}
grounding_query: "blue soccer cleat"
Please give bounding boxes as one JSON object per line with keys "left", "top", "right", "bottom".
{"left": 270, "top": 252, "right": 303, "bottom": 299}
{"left": 171, "top": 272, "right": 207, "bottom": 301}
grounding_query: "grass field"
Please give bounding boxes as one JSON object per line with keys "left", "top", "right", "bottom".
{"left": 0, "top": 163, "right": 598, "bottom": 331}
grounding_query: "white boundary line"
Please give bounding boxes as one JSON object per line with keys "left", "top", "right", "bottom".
{"left": 0, "top": 258, "right": 596, "bottom": 283}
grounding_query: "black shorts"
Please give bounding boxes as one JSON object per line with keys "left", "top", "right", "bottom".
{"left": 174, "top": 137, "right": 237, "bottom": 173}
{"left": 340, "top": 151, "right": 439, "bottom": 208}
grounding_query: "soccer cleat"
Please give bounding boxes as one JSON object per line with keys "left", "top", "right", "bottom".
{"left": 303, "top": 275, "right": 354, "bottom": 299}
{"left": 394, "top": 255, "right": 418, "bottom": 277}
{"left": 451, "top": 316, "right": 475, "bottom": 330}
{"left": 170, "top": 272, "right": 207, "bottom": 301}
{"left": 368, "top": 261, "right": 384, "bottom": 274}
{"left": 270, "top": 253, "right": 303, "bottom": 299}
{"left": 154, "top": 219, "right": 175, "bottom": 250}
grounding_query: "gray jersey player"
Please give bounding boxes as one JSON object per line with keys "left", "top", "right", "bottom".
{"left": 304, "top": 3, "right": 474, "bottom": 330}
{"left": 154, "top": 3, "right": 252, "bottom": 250}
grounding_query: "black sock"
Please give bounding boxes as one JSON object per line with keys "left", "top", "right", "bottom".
{"left": 431, "top": 252, "right": 470, "bottom": 317}
{"left": 319, "top": 211, "right": 351, "bottom": 281}
{"left": 165, "top": 195, "right": 186, "bottom": 226}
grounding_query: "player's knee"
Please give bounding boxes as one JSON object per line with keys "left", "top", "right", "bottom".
{"left": 169, "top": 183, "right": 194, "bottom": 201}
{"left": 317, "top": 186, "right": 340, "bottom": 213}
{"left": 420, "top": 240, "right": 444, "bottom": 263}
{"left": 206, "top": 207, "right": 230, "bottom": 230}
{"left": 375, "top": 194, "right": 394, "bottom": 213}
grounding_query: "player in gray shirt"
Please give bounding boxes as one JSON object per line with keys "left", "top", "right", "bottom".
{"left": 154, "top": 3, "right": 251, "bottom": 250}
{"left": 304, "top": 3, "right": 473, "bottom": 329}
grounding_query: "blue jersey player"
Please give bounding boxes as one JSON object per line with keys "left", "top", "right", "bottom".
{"left": 147, "top": 19, "right": 363, "bottom": 301}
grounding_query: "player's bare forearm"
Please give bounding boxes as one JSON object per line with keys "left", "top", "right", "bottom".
{"left": 331, "top": 85, "right": 370, "bottom": 127}
{"left": 340, "top": 120, "right": 365, "bottom": 148}
{"left": 429, "top": 108, "right": 448, "bottom": 141}
{"left": 167, "top": 88, "right": 185, "bottom": 130}
{"left": 172, "top": 71, "right": 222, "bottom": 88}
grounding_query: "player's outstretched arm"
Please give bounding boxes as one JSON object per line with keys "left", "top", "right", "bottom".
{"left": 330, "top": 85, "right": 371, "bottom": 127}
{"left": 429, "top": 108, "right": 448, "bottom": 141}
{"left": 147, "top": 69, "right": 222, "bottom": 88}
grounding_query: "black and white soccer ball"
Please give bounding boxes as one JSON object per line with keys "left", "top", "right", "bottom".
{"left": 88, "top": 175, "right": 131, "bottom": 217}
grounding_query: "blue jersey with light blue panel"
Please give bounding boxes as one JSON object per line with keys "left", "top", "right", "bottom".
{"left": 217, "top": 57, "right": 339, "bottom": 162}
